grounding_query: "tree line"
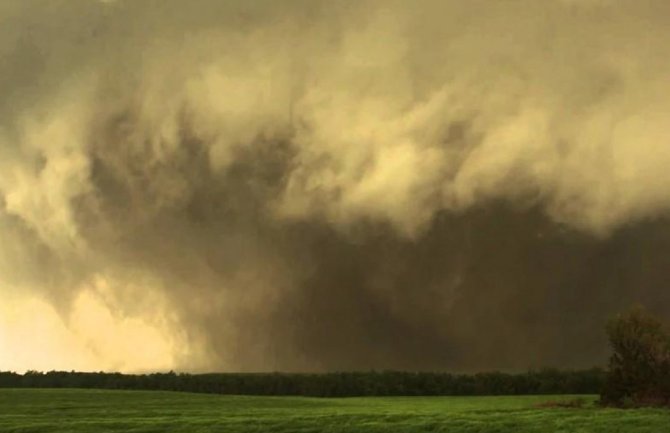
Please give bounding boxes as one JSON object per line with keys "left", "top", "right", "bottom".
{"left": 0, "top": 369, "right": 604, "bottom": 397}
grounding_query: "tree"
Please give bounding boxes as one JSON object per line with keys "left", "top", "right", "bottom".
{"left": 601, "top": 306, "right": 670, "bottom": 406}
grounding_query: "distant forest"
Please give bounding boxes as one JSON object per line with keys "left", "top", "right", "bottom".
{"left": 0, "top": 369, "right": 604, "bottom": 397}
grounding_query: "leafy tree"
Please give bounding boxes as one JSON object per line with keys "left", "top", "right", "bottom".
{"left": 602, "top": 306, "right": 670, "bottom": 406}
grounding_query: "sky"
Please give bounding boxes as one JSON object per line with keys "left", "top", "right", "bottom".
{"left": 1, "top": 0, "right": 670, "bottom": 373}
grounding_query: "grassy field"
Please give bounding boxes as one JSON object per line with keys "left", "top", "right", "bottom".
{"left": 1, "top": 389, "right": 669, "bottom": 432}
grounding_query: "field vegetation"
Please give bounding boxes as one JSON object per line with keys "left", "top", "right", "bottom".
{"left": 2, "top": 389, "right": 670, "bottom": 433}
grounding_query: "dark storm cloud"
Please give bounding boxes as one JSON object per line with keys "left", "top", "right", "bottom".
{"left": 1, "top": 0, "right": 670, "bottom": 371}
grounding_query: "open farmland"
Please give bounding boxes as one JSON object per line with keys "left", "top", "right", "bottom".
{"left": 1, "top": 389, "right": 669, "bottom": 433}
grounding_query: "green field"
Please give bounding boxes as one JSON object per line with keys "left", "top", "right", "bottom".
{"left": 1, "top": 389, "right": 669, "bottom": 432}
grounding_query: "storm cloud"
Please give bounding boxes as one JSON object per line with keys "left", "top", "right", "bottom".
{"left": 1, "top": 0, "right": 670, "bottom": 372}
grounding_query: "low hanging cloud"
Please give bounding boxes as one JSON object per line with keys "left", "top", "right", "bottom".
{"left": 1, "top": 0, "right": 670, "bottom": 372}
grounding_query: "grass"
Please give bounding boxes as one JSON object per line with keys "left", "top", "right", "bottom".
{"left": 1, "top": 389, "right": 669, "bottom": 432}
